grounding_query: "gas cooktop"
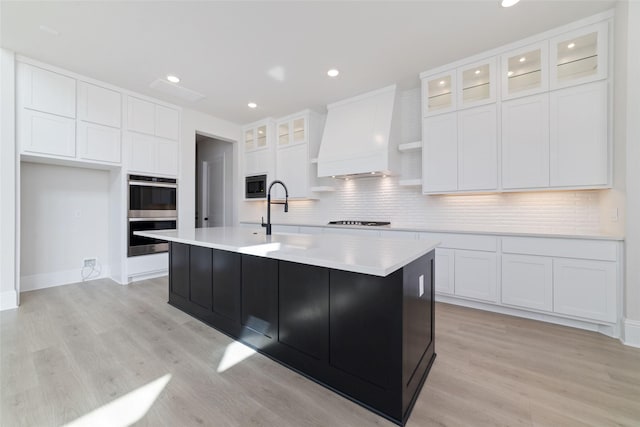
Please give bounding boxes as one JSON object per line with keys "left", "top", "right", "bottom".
{"left": 328, "top": 220, "right": 391, "bottom": 226}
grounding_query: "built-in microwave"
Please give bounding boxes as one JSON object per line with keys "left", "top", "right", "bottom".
{"left": 245, "top": 174, "right": 267, "bottom": 199}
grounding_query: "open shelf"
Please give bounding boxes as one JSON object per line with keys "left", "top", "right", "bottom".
{"left": 310, "top": 186, "right": 335, "bottom": 192}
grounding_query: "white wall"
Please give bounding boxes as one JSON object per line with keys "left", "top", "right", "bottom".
{"left": 0, "top": 48, "right": 18, "bottom": 309}
{"left": 20, "top": 163, "right": 111, "bottom": 291}
{"left": 179, "top": 108, "right": 241, "bottom": 230}
{"left": 624, "top": 0, "right": 640, "bottom": 345}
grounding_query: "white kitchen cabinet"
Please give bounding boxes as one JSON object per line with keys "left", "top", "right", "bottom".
{"left": 458, "top": 104, "right": 498, "bottom": 191}
{"left": 457, "top": 57, "right": 496, "bottom": 109}
{"left": 501, "top": 254, "right": 553, "bottom": 311}
{"left": 550, "top": 21, "right": 608, "bottom": 90}
{"left": 422, "top": 113, "right": 457, "bottom": 193}
{"left": 553, "top": 258, "right": 616, "bottom": 323}
{"left": 422, "top": 71, "right": 456, "bottom": 116}
{"left": 77, "top": 81, "right": 121, "bottom": 128}
{"left": 454, "top": 250, "right": 497, "bottom": 302}
{"left": 127, "top": 96, "right": 155, "bottom": 135}
{"left": 20, "top": 109, "right": 76, "bottom": 158}
{"left": 18, "top": 63, "right": 76, "bottom": 118}
{"left": 501, "top": 41, "right": 549, "bottom": 100}
{"left": 243, "top": 120, "right": 275, "bottom": 191}
{"left": 126, "top": 132, "right": 178, "bottom": 176}
{"left": 550, "top": 81, "right": 608, "bottom": 187}
{"left": 275, "top": 144, "right": 308, "bottom": 199}
{"left": 77, "top": 122, "right": 121, "bottom": 163}
{"left": 502, "top": 94, "right": 550, "bottom": 189}
{"left": 435, "top": 248, "right": 455, "bottom": 295}
{"left": 155, "top": 105, "right": 180, "bottom": 140}
{"left": 156, "top": 139, "right": 179, "bottom": 176}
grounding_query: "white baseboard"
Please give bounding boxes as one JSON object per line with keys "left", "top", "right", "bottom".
{"left": 0, "top": 290, "right": 18, "bottom": 311}
{"left": 21, "top": 266, "right": 111, "bottom": 292}
{"left": 623, "top": 318, "right": 640, "bottom": 348}
{"left": 128, "top": 269, "right": 168, "bottom": 284}
{"left": 435, "top": 294, "right": 620, "bottom": 339}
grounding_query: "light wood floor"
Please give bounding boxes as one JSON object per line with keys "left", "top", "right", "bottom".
{"left": 2, "top": 277, "right": 640, "bottom": 427}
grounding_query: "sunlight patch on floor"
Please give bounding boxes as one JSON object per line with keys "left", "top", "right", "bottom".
{"left": 217, "top": 340, "right": 257, "bottom": 373}
{"left": 63, "top": 374, "right": 171, "bottom": 427}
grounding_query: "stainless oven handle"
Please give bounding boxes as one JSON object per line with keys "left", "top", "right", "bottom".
{"left": 128, "top": 217, "right": 178, "bottom": 222}
{"left": 128, "top": 180, "right": 177, "bottom": 188}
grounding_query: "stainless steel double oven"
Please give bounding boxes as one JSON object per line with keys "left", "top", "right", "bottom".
{"left": 128, "top": 174, "right": 177, "bottom": 257}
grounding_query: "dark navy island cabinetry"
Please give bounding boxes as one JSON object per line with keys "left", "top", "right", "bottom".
{"left": 167, "top": 240, "right": 436, "bottom": 426}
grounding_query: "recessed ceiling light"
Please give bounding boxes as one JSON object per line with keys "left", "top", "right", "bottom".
{"left": 327, "top": 69, "right": 340, "bottom": 77}
{"left": 501, "top": 0, "right": 521, "bottom": 7}
{"left": 568, "top": 42, "right": 576, "bottom": 49}
{"left": 248, "top": 102, "right": 257, "bottom": 109}
{"left": 439, "top": 80, "right": 445, "bottom": 86}
{"left": 519, "top": 57, "right": 526, "bottom": 62}
{"left": 166, "top": 75, "right": 180, "bottom": 83}
{"left": 507, "top": 71, "right": 514, "bottom": 76}
{"left": 475, "top": 70, "right": 481, "bottom": 75}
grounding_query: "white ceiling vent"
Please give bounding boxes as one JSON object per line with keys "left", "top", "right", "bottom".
{"left": 149, "top": 79, "right": 206, "bottom": 102}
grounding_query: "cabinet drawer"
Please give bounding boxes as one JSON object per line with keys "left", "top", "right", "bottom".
{"left": 502, "top": 236, "right": 617, "bottom": 261}
{"left": 419, "top": 232, "right": 497, "bottom": 252}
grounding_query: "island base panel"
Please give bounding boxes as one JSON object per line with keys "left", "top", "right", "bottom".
{"left": 167, "top": 242, "right": 435, "bottom": 426}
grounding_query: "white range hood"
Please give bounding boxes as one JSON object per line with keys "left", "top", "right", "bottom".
{"left": 317, "top": 85, "right": 401, "bottom": 178}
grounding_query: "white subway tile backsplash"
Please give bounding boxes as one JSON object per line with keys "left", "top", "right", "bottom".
{"left": 241, "top": 176, "right": 603, "bottom": 234}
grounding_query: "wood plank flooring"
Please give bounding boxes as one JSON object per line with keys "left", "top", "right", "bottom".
{"left": 2, "top": 277, "right": 639, "bottom": 426}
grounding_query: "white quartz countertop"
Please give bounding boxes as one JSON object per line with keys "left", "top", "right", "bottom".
{"left": 135, "top": 227, "right": 439, "bottom": 277}
{"left": 239, "top": 221, "right": 624, "bottom": 241}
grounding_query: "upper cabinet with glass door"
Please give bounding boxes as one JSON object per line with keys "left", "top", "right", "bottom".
{"left": 457, "top": 58, "right": 496, "bottom": 109}
{"left": 277, "top": 116, "right": 307, "bottom": 147}
{"left": 550, "top": 22, "right": 608, "bottom": 90}
{"left": 422, "top": 71, "right": 456, "bottom": 117}
{"left": 243, "top": 120, "right": 272, "bottom": 152}
{"left": 501, "top": 41, "right": 549, "bottom": 100}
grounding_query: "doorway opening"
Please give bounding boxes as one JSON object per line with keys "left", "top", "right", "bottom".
{"left": 195, "top": 134, "right": 234, "bottom": 228}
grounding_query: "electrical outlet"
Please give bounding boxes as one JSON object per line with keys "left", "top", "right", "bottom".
{"left": 83, "top": 258, "right": 96, "bottom": 268}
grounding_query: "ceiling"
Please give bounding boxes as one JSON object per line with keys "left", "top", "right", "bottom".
{"left": 1, "top": 1, "right": 615, "bottom": 125}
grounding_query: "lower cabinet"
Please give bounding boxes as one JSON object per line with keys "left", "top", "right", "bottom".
{"left": 553, "top": 258, "right": 616, "bottom": 323}
{"left": 169, "top": 242, "right": 189, "bottom": 299}
{"left": 279, "top": 262, "right": 328, "bottom": 360}
{"left": 501, "top": 254, "right": 553, "bottom": 311}
{"left": 212, "top": 250, "right": 241, "bottom": 323}
{"left": 189, "top": 246, "right": 213, "bottom": 310}
{"left": 241, "top": 255, "right": 278, "bottom": 343}
{"left": 329, "top": 269, "right": 402, "bottom": 390}
{"left": 434, "top": 248, "right": 455, "bottom": 295}
{"left": 454, "top": 250, "right": 497, "bottom": 302}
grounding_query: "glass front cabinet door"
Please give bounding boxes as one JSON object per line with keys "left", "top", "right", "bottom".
{"left": 457, "top": 58, "right": 496, "bottom": 109}
{"left": 423, "top": 71, "right": 456, "bottom": 116}
{"left": 550, "top": 22, "right": 608, "bottom": 89}
{"left": 244, "top": 128, "right": 255, "bottom": 151}
{"left": 501, "top": 41, "right": 549, "bottom": 100}
{"left": 276, "top": 117, "right": 307, "bottom": 147}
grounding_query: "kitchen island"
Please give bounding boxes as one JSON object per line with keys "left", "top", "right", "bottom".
{"left": 135, "top": 227, "right": 439, "bottom": 426}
